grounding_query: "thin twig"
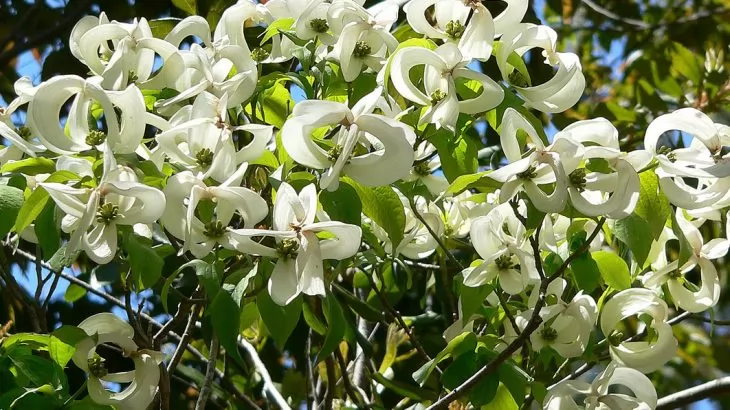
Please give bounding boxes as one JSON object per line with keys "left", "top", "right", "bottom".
{"left": 195, "top": 337, "right": 220, "bottom": 410}
{"left": 657, "top": 376, "right": 730, "bottom": 409}
{"left": 324, "top": 356, "right": 336, "bottom": 410}
{"left": 238, "top": 336, "right": 292, "bottom": 410}
{"left": 334, "top": 349, "right": 366, "bottom": 408}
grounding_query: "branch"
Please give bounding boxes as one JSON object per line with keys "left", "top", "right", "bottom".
{"left": 237, "top": 336, "right": 292, "bottom": 410}
{"left": 657, "top": 376, "right": 730, "bottom": 409}
{"left": 195, "top": 337, "right": 219, "bottom": 410}
{"left": 426, "top": 218, "right": 606, "bottom": 409}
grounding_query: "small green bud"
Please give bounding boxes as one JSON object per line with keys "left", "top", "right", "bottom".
{"left": 353, "top": 41, "right": 372, "bottom": 58}
{"left": 15, "top": 126, "right": 32, "bottom": 141}
{"left": 96, "top": 202, "right": 119, "bottom": 225}
{"left": 277, "top": 238, "right": 300, "bottom": 259}
{"left": 309, "top": 18, "right": 329, "bottom": 34}
{"left": 445, "top": 20, "right": 465, "bottom": 40}
{"left": 569, "top": 168, "right": 587, "bottom": 191}
{"left": 413, "top": 162, "right": 432, "bottom": 176}
{"left": 508, "top": 70, "right": 530, "bottom": 88}
{"left": 251, "top": 47, "right": 270, "bottom": 62}
{"left": 430, "top": 89, "right": 447, "bottom": 105}
{"left": 196, "top": 148, "right": 215, "bottom": 169}
{"left": 88, "top": 355, "right": 108, "bottom": 378}
{"left": 540, "top": 326, "right": 558, "bottom": 342}
{"left": 86, "top": 130, "right": 107, "bottom": 147}
{"left": 203, "top": 220, "right": 226, "bottom": 239}
{"left": 517, "top": 164, "right": 537, "bottom": 180}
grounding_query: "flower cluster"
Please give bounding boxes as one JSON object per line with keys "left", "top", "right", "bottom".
{"left": 0, "top": 0, "right": 728, "bottom": 409}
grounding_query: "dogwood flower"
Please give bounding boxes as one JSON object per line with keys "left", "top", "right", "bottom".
{"left": 230, "top": 183, "right": 362, "bottom": 305}
{"left": 497, "top": 23, "right": 585, "bottom": 113}
{"left": 489, "top": 108, "right": 581, "bottom": 212}
{"left": 600, "top": 288, "right": 678, "bottom": 373}
{"left": 39, "top": 152, "right": 166, "bottom": 264}
{"left": 27, "top": 75, "right": 146, "bottom": 155}
{"left": 641, "top": 209, "right": 728, "bottom": 313}
{"left": 544, "top": 362, "right": 657, "bottom": 410}
{"left": 390, "top": 43, "right": 503, "bottom": 131}
{"left": 71, "top": 313, "right": 162, "bottom": 410}
{"left": 0, "top": 77, "right": 45, "bottom": 158}
{"left": 463, "top": 203, "right": 539, "bottom": 294}
{"left": 644, "top": 108, "right": 730, "bottom": 209}
{"left": 404, "top": 0, "right": 495, "bottom": 61}
{"left": 281, "top": 89, "right": 415, "bottom": 191}
{"left": 160, "top": 166, "right": 268, "bottom": 258}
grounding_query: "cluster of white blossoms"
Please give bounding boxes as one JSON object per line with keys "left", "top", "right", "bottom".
{"left": 1, "top": 0, "right": 728, "bottom": 409}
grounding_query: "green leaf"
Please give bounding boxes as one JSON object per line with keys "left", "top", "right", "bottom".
{"left": 34, "top": 202, "right": 60, "bottom": 260}
{"left": 261, "top": 18, "right": 295, "bottom": 45}
{"left": 429, "top": 130, "right": 479, "bottom": 182}
{"left": 14, "top": 170, "right": 79, "bottom": 233}
{"left": 172, "top": 0, "right": 196, "bottom": 15}
{"left": 441, "top": 351, "right": 479, "bottom": 390}
{"left": 209, "top": 290, "right": 245, "bottom": 366}
{"left": 669, "top": 41, "right": 703, "bottom": 83}
{"left": 345, "top": 177, "right": 405, "bottom": 250}
{"left": 319, "top": 181, "right": 362, "bottom": 226}
{"left": 613, "top": 213, "right": 653, "bottom": 267}
{"left": 332, "top": 283, "right": 385, "bottom": 322}
{"left": 446, "top": 171, "right": 502, "bottom": 195}
{"left": 64, "top": 284, "right": 86, "bottom": 303}
{"left": 257, "top": 290, "right": 302, "bottom": 348}
{"left": 498, "top": 362, "right": 529, "bottom": 407}
{"left": 316, "top": 295, "right": 346, "bottom": 363}
{"left": 372, "top": 372, "right": 438, "bottom": 401}
{"left": 634, "top": 172, "right": 671, "bottom": 240}
{"left": 149, "top": 18, "right": 181, "bottom": 38}
{"left": 592, "top": 251, "right": 632, "bottom": 290}
{"left": 481, "top": 382, "right": 518, "bottom": 410}
{"left": 469, "top": 370, "right": 500, "bottom": 406}
{"left": 302, "top": 301, "right": 327, "bottom": 336}
{"left": 0, "top": 185, "right": 24, "bottom": 238}
{"left": 245, "top": 82, "right": 291, "bottom": 128}
{"left": 412, "top": 332, "right": 476, "bottom": 386}
{"left": 49, "top": 326, "right": 87, "bottom": 367}
{"left": 48, "top": 243, "right": 82, "bottom": 272}
{"left": 0, "top": 157, "right": 55, "bottom": 175}
{"left": 8, "top": 354, "right": 62, "bottom": 388}
{"left": 125, "top": 234, "right": 164, "bottom": 290}
{"left": 2, "top": 333, "right": 50, "bottom": 350}
{"left": 569, "top": 252, "right": 601, "bottom": 293}
{"left": 161, "top": 259, "right": 218, "bottom": 312}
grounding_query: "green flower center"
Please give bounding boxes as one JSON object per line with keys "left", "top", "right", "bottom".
{"left": 88, "top": 355, "right": 108, "bottom": 378}
{"left": 569, "top": 168, "right": 587, "bottom": 190}
{"left": 86, "top": 130, "right": 107, "bottom": 147}
{"left": 251, "top": 47, "right": 270, "bottom": 63}
{"left": 608, "top": 329, "right": 626, "bottom": 346}
{"left": 414, "top": 162, "right": 432, "bottom": 176}
{"left": 128, "top": 70, "right": 139, "bottom": 84}
{"left": 196, "top": 148, "right": 214, "bottom": 169}
{"left": 495, "top": 254, "right": 516, "bottom": 270}
{"left": 277, "top": 238, "right": 299, "bottom": 259}
{"left": 353, "top": 41, "right": 372, "bottom": 58}
{"left": 15, "top": 126, "right": 32, "bottom": 141}
{"left": 327, "top": 144, "right": 343, "bottom": 162}
{"left": 517, "top": 164, "right": 537, "bottom": 180}
{"left": 309, "top": 18, "right": 329, "bottom": 33}
{"left": 508, "top": 70, "right": 530, "bottom": 88}
{"left": 540, "top": 326, "right": 558, "bottom": 342}
{"left": 430, "top": 89, "right": 447, "bottom": 105}
{"left": 96, "top": 202, "right": 119, "bottom": 225}
{"left": 203, "top": 220, "right": 226, "bottom": 239}
{"left": 445, "top": 20, "right": 465, "bottom": 40}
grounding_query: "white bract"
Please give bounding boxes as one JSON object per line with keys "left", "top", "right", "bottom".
{"left": 71, "top": 313, "right": 163, "bottom": 410}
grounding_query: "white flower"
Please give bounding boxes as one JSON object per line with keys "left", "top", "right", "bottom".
{"left": 0, "top": 77, "right": 45, "bottom": 158}
{"left": 390, "top": 43, "right": 503, "bottom": 131}
{"left": 497, "top": 23, "right": 585, "bottom": 113}
{"left": 405, "top": 0, "right": 496, "bottom": 61}
{"left": 329, "top": 15, "right": 398, "bottom": 81}
{"left": 281, "top": 89, "right": 415, "bottom": 191}
{"left": 641, "top": 209, "right": 728, "bottom": 313}
{"left": 27, "top": 76, "right": 147, "bottom": 155}
{"left": 643, "top": 108, "right": 730, "bottom": 209}
{"left": 230, "top": 183, "right": 362, "bottom": 305}
{"left": 463, "top": 203, "right": 539, "bottom": 294}
{"left": 160, "top": 166, "right": 268, "bottom": 258}
{"left": 71, "top": 313, "right": 163, "bottom": 410}
{"left": 40, "top": 153, "right": 166, "bottom": 264}
{"left": 544, "top": 362, "right": 657, "bottom": 410}
{"left": 489, "top": 108, "right": 581, "bottom": 213}
{"left": 599, "top": 288, "right": 678, "bottom": 373}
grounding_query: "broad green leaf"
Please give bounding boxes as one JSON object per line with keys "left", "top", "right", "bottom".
{"left": 412, "top": 331, "right": 476, "bottom": 386}
{"left": 498, "top": 361, "right": 529, "bottom": 406}
{"left": 0, "top": 185, "right": 24, "bottom": 238}
{"left": 64, "top": 284, "right": 86, "bottom": 302}
{"left": 149, "top": 18, "right": 181, "bottom": 38}
{"left": 209, "top": 290, "right": 245, "bottom": 366}
{"left": 345, "top": 177, "right": 405, "bottom": 250}
{"left": 446, "top": 171, "right": 502, "bottom": 195}
{"left": 568, "top": 231, "right": 601, "bottom": 292}
{"left": 592, "top": 251, "right": 632, "bottom": 290}
{"left": 429, "top": 130, "right": 479, "bottom": 182}
{"left": 261, "top": 18, "right": 295, "bottom": 45}
{"left": 469, "top": 370, "right": 500, "bottom": 406}
{"left": 372, "top": 372, "right": 438, "bottom": 401}
{"left": 315, "top": 295, "right": 346, "bottom": 363}
{"left": 319, "top": 181, "right": 362, "bottom": 226}
{"left": 125, "top": 234, "right": 164, "bottom": 290}
{"left": 669, "top": 41, "right": 703, "bottom": 83}
{"left": 8, "top": 354, "right": 62, "bottom": 388}
{"left": 34, "top": 202, "right": 60, "bottom": 260}
{"left": 2, "top": 333, "right": 50, "bottom": 350}
{"left": 0, "top": 157, "right": 55, "bottom": 175}
{"left": 634, "top": 172, "right": 671, "bottom": 240}
{"left": 613, "top": 213, "right": 653, "bottom": 267}
{"left": 332, "top": 283, "right": 385, "bottom": 322}
{"left": 257, "top": 290, "right": 302, "bottom": 347}
{"left": 245, "top": 82, "right": 291, "bottom": 128}
{"left": 482, "top": 382, "right": 518, "bottom": 410}
{"left": 172, "top": 0, "right": 196, "bottom": 15}
{"left": 302, "top": 300, "right": 327, "bottom": 336}
{"left": 14, "top": 170, "right": 79, "bottom": 233}
{"left": 442, "top": 351, "right": 479, "bottom": 390}
{"left": 48, "top": 243, "right": 82, "bottom": 272}
{"left": 49, "top": 326, "right": 87, "bottom": 367}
